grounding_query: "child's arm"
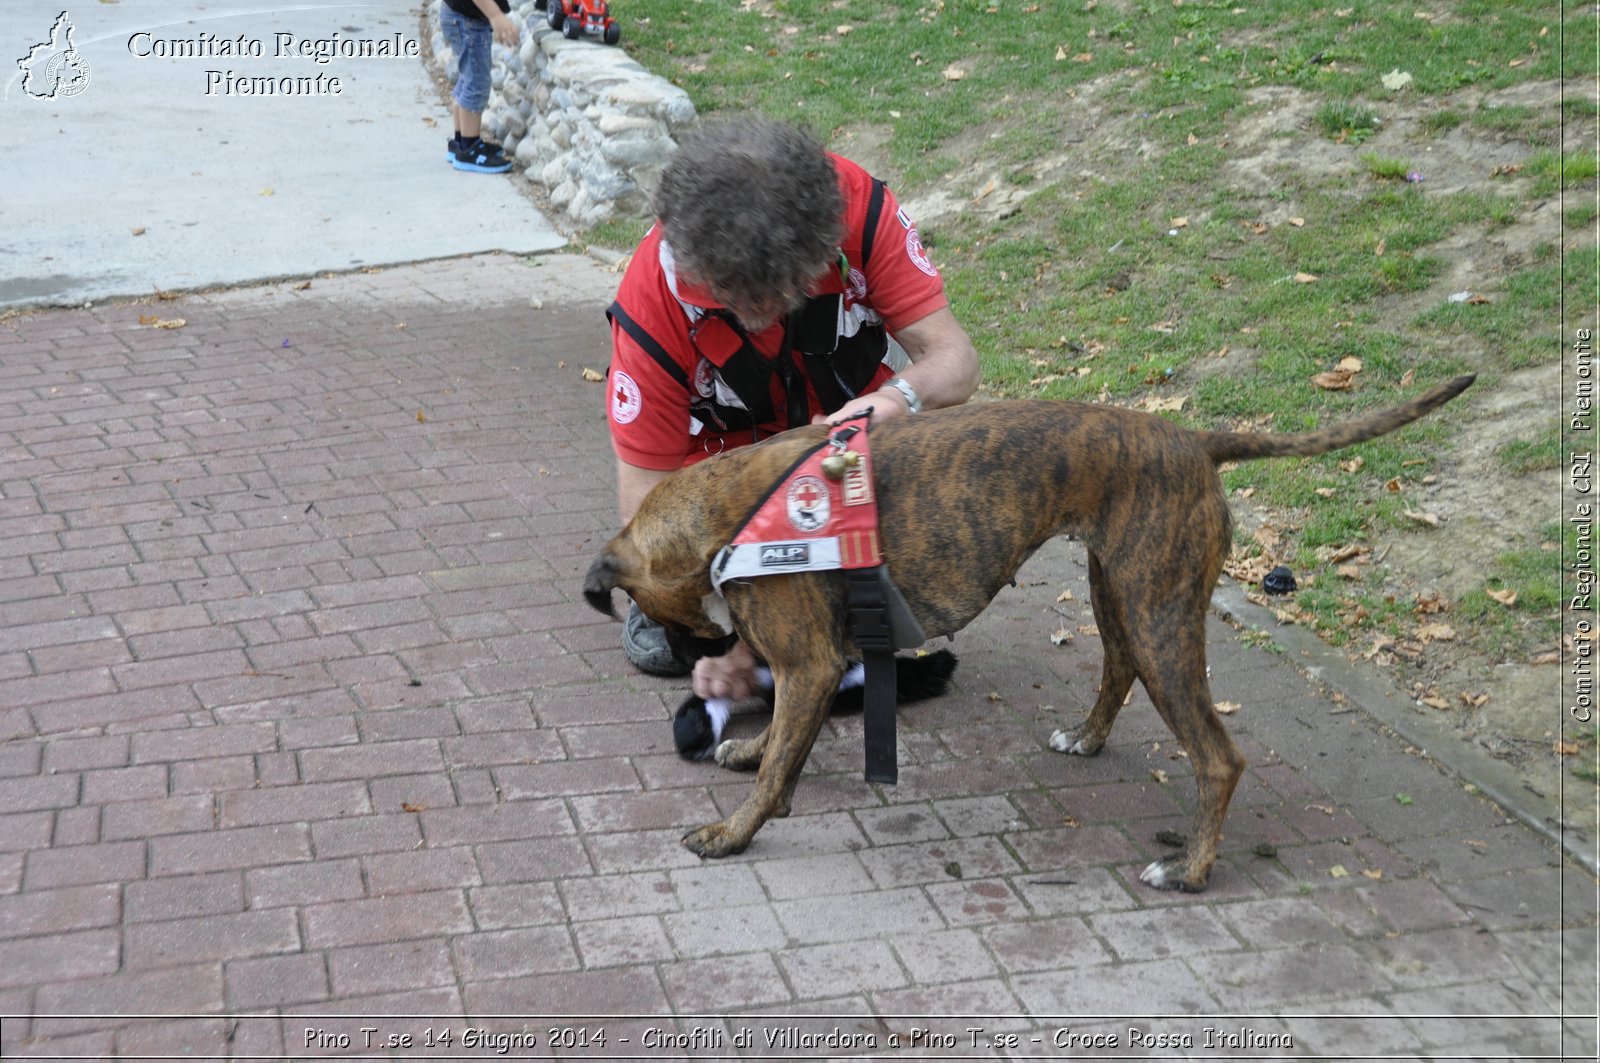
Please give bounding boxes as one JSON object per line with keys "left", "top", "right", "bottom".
{"left": 468, "top": 0, "right": 520, "bottom": 47}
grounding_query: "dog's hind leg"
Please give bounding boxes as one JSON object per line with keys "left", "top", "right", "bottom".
{"left": 1050, "top": 554, "right": 1137, "bottom": 757}
{"left": 681, "top": 658, "right": 844, "bottom": 858}
{"left": 1129, "top": 619, "right": 1245, "bottom": 893}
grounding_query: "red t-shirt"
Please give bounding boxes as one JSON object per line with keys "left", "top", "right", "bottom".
{"left": 606, "top": 156, "right": 948, "bottom": 471}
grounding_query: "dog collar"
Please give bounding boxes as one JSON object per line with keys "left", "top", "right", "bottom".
{"left": 711, "top": 414, "right": 881, "bottom": 593}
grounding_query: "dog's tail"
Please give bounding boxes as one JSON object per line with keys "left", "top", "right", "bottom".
{"left": 1200, "top": 374, "right": 1475, "bottom": 465}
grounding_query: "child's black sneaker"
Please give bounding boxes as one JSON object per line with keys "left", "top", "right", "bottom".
{"left": 451, "top": 137, "right": 512, "bottom": 174}
{"left": 445, "top": 135, "right": 463, "bottom": 163}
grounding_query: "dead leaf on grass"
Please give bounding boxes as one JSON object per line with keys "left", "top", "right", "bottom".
{"left": 1403, "top": 510, "right": 1443, "bottom": 527}
{"left": 1416, "top": 622, "right": 1456, "bottom": 643}
{"left": 1413, "top": 592, "right": 1450, "bottom": 615}
{"left": 1487, "top": 588, "right": 1519, "bottom": 607}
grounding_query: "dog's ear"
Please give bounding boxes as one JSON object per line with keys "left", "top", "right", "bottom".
{"left": 583, "top": 552, "right": 622, "bottom": 618}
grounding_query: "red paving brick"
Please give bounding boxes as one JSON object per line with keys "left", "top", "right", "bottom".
{"left": 0, "top": 256, "right": 1591, "bottom": 1059}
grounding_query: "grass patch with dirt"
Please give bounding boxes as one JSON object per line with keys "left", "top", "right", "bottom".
{"left": 597, "top": 0, "right": 1594, "bottom": 789}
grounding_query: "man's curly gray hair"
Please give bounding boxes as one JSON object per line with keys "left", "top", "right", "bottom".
{"left": 655, "top": 116, "right": 844, "bottom": 315}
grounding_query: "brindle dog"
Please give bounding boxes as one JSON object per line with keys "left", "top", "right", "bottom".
{"left": 585, "top": 375, "right": 1474, "bottom": 891}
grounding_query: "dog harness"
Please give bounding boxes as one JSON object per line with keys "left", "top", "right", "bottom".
{"left": 710, "top": 413, "right": 924, "bottom": 784}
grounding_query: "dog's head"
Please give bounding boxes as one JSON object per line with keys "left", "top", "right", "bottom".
{"left": 584, "top": 545, "right": 738, "bottom": 660}
{"left": 582, "top": 473, "right": 738, "bottom": 647}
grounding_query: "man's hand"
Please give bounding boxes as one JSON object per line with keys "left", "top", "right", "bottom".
{"left": 814, "top": 395, "right": 891, "bottom": 428}
{"left": 693, "top": 639, "right": 760, "bottom": 701}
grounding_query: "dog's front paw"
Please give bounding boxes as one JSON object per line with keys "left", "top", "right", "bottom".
{"left": 1138, "top": 855, "right": 1209, "bottom": 893}
{"left": 713, "top": 738, "right": 762, "bottom": 771}
{"left": 1049, "top": 726, "right": 1104, "bottom": 757}
{"left": 681, "top": 821, "right": 750, "bottom": 859}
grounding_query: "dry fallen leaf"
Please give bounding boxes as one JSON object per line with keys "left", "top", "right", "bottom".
{"left": 1329, "top": 864, "right": 1350, "bottom": 879}
{"left": 1362, "top": 868, "right": 1384, "bottom": 880}
{"left": 1413, "top": 592, "right": 1450, "bottom": 615}
{"left": 1557, "top": 740, "right": 1580, "bottom": 756}
{"left": 1487, "top": 588, "right": 1519, "bottom": 607}
{"left": 415, "top": 411, "right": 427, "bottom": 423}
{"left": 1054, "top": 44, "right": 1068, "bottom": 61}
{"left": 1340, "top": 456, "right": 1365, "bottom": 474}
{"left": 1215, "top": 700, "right": 1241, "bottom": 715}
{"left": 1150, "top": 769, "right": 1170, "bottom": 785}
{"left": 1056, "top": 589, "right": 1075, "bottom": 602}
{"left": 942, "top": 64, "right": 967, "bottom": 80}
{"left": 1313, "top": 369, "right": 1355, "bottom": 391}
{"left": 1294, "top": 271, "right": 1319, "bottom": 284}
{"left": 1404, "top": 510, "right": 1443, "bottom": 527}
{"left": 581, "top": 367, "right": 606, "bottom": 382}
{"left": 1050, "top": 628, "right": 1075, "bottom": 646}
{"left": 1416, "top": 622, "right": 1456, "bottom": 643}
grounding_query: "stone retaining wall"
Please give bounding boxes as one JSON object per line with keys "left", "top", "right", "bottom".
{"left": 427, "top": 0, "right": 696, "bottom": 227}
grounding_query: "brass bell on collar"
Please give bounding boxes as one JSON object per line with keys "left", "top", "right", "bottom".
{"left": 820, "top": 450, "right": 860, "bottom": 481}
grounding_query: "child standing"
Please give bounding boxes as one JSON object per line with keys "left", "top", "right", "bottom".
{"left": 439, "top": 0, "right": 521, "bottom": 173}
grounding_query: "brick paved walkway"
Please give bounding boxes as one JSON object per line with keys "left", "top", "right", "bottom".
{"left": 0, "top": 255, "right": 1593, "bottom": 1060}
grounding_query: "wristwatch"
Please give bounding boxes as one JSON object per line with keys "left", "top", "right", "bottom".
{"left": 879, "top": 375, "right": 922, "bottom": 414}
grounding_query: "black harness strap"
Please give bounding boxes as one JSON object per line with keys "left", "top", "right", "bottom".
{"left": 860, "top": 178, "right": 885, "bottom": 268}
{"left": 608, "top": 301, "right": 689, "bottom": 389}
{"left": 846, "top": 566, "right": 899, "bottom": 785}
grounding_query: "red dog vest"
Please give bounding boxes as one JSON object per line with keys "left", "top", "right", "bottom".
{"left": 711, "top": 418, "right": 880, "bottom": 591}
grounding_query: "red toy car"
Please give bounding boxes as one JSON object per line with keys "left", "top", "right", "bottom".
{"left": 537, "top": 0, "right": 620, "bottom": 45}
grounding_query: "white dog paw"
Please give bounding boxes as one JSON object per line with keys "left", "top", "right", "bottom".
{"left": 1049, "top": 728, "right": 1093, "bottom": 756}
{"left": 713, "top": 739, "right": 737, "bottom": 767}
{"left": 1139, "top": 859, "right": 1169, "bottom": 889}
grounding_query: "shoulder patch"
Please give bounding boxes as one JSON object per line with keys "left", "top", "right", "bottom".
{"left": 905, "top": 227, "right": 938, "bottom": 277}
{"left": 895, "top": 207, "right": 913, "bottom": 230}
{"left": 610, "top": 370, "right": 643, "bottom": 424}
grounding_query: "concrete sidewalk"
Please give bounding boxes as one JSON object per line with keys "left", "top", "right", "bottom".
{"left": 0, "top": 254, "right": 1594, "bottom": 1060}
{"left": 0, "top": 0, "right": 563, "bottom": 309}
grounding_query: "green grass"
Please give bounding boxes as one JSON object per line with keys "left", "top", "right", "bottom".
{"left": 1360, "top": 153, "right": 1414, "bottom": 182}
{"left": 1497, "top": 423, "right": 1564, "bottom": 474}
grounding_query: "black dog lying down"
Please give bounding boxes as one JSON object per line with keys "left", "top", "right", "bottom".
{"left": 673, "top": 650, "right": 958, "bottom": 760}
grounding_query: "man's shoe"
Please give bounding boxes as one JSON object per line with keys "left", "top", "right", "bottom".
{"left": 623, "top": 601, "right": 692, "bottom": 677}
{"left": 451, "top": 137, "right": 513, "bottom": 174}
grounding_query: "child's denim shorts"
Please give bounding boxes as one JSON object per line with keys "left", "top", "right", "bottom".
{"left": 439, "top": 7, "right": 494, "bottom": 113}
